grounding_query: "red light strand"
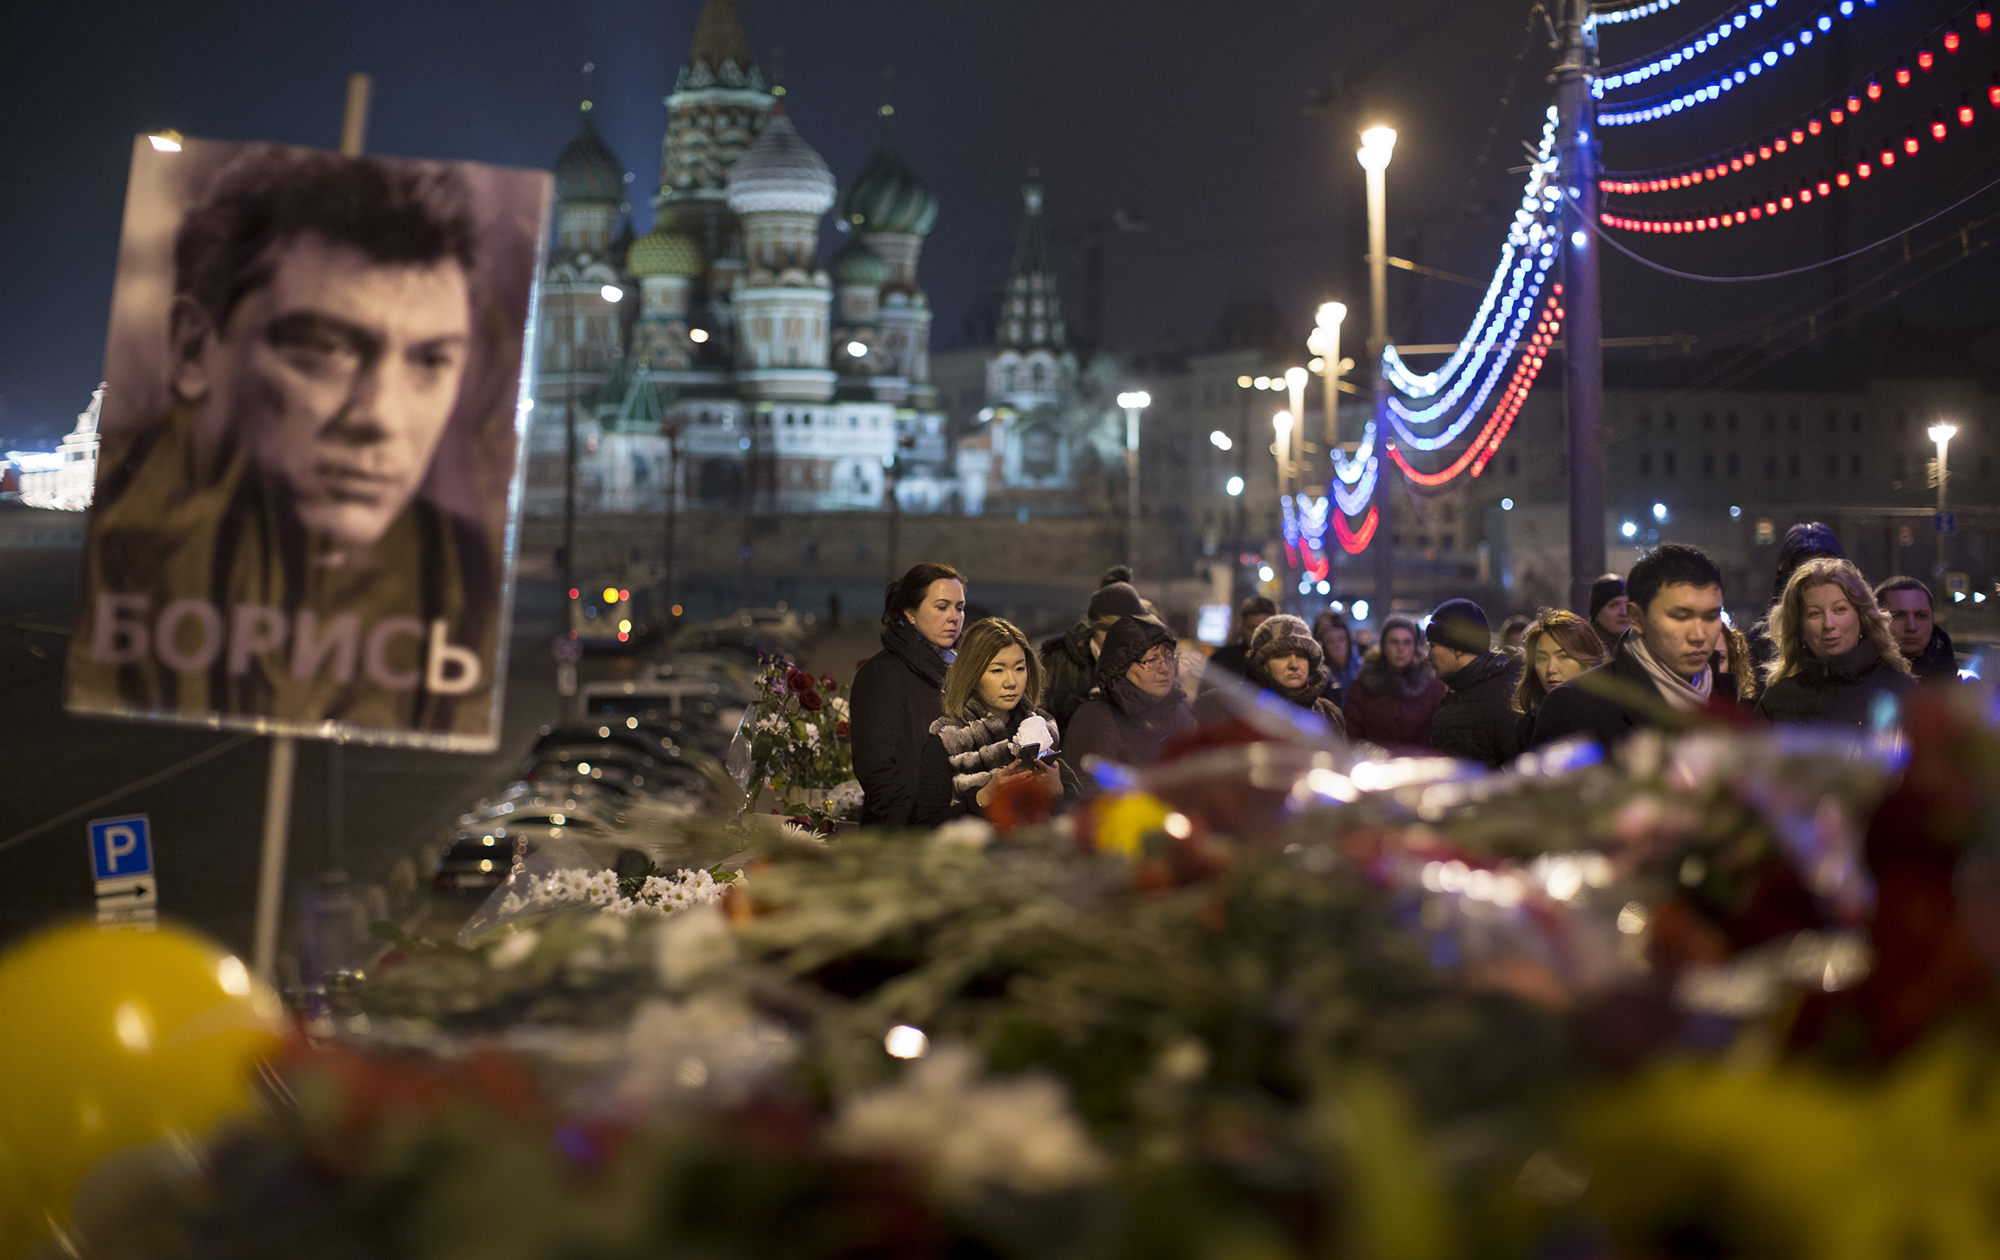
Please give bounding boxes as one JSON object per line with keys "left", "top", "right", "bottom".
{"left": 1386, "top": 294, "right": 1559, "bottom": 487}
{"left": 1334, "top": 506, "right": 1380, "bottom": 554}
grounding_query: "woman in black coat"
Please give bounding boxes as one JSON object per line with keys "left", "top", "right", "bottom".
{"left": 1063, "top": 616, "right": 1194, "bottom": 785}
{"left": 1755, "top": 557, "right": 1916, "bottom": 728}
{"left": 913, "top": 618, "right": 1073, "bottom": 825}
{"left": 849, "top": 564, "right": 966, "bottom": 826}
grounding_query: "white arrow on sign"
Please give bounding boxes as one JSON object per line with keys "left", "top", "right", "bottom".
{"left": 95, "top": 875, "right": 158, "bottom": 908}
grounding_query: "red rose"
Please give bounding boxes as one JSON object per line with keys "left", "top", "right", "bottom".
{"left": 799, "top": 690, "right": 824, "bottom": 711}
{"left": 819, "top": 675, "right": 838, "bottom": 693}
{"left": 787, "top": 670, "right": 814, "bottom": 695}
{"left": 836, "top": 720, "right": 851, "bottom": 738}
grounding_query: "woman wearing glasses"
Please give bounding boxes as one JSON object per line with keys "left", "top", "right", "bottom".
{"left": 1062, "top": 615, "right": 1194, "bottom": 783}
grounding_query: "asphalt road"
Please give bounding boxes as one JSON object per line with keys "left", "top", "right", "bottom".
{"left": 0, "top": 535, "right": 566, "bottom": 974}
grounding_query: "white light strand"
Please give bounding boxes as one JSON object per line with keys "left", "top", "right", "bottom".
{"left": 1589, "top": 0, "right": 1689, "bottom": 29}
{"left": 1387, "top": 253, "right": 1555, "bottom": 451}
{"left": 1596, "top": 0, "right": 1819, "bottom": 93}
{"left": 1381, "top": 113, "right": 1561, "bottom": 398}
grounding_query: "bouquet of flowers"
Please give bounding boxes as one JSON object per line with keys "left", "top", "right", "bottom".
{"left": 729, "top": 652, "right": 861, "bottom": 824}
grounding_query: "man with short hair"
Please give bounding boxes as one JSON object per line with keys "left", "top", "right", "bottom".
{"left": 1875, "top": 576, "right": 1958, "bottom": 681}
{"left": 1587, "top": 573, "right": 1630, "bottom": 651}
{"left": 1425, "top": 598, "right": 1524, "bottom": 767}
{"left": 1198, "top": 594, "right": 1278, "bottom": 694}
{"left": 1533, "top": 543, "right": 1745, "bottom": 749}
{"left": 69, "top": 145, "right": 500, "bottom": 735}
{"left": 1041, "top": 566, "right": 1150, "bottom": 726}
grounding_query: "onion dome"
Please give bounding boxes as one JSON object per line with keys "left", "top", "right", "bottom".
{"left": 555, "top": 111, "right": 624, "bottom": 205}
{"left": 627, "top": 223, "right": 703, "bottom": 277}
{"left": 829, "top": 235, "right": 888, "bottom": 287}
{"left": 725, "top": 109, "right": 836, "bottom": 216}
{"left": 838, "top": 126, "right": 938, "bottom": 236}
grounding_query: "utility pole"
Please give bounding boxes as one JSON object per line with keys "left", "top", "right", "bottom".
{"left": 1556, "top": 0, "right": 1606, "bottom": 613}
{"left": 1118, "top": 391, "right": 1151, "bottom": 569}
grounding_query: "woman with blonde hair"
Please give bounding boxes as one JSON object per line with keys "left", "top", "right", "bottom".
{"left": 1754, "top": 557, "right": 1915, "bottom": 727}
{"left": 912, "top": 618, "right": 1072, "bottom": 824}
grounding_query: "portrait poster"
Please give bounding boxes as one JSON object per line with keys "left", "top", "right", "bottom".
{"left": 65, "top": 135, "right": 553, "bottom": 751}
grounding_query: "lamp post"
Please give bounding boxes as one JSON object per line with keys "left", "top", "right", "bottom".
{"left": 1357, "top": 126, "right": 1396, "bottom": 612}
{"left": 1117, "top": 390, "right": 1152, "bottom": 567}
{"left": 561, "top": 281, "right": 625, "bottom": 602}
{"left": 1310, "top": 302, "right": 1347, "bottom": 455}
{"left": 1930, "top": 422, "right": 1957, "bottom": 584}
{"left": 1273, "top": 409, "right": 1295, "bottom": 595}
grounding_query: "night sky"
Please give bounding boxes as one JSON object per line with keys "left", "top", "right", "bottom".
{"left": 5, "top": 0, "right": 1998, "bottom": 444}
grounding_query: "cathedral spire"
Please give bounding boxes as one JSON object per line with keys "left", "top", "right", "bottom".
{"left": 1000, "top": 171, "right": 1063, "bottom": 352}
{"left": 678, "top": 0, "right": 763, "bottom": 91}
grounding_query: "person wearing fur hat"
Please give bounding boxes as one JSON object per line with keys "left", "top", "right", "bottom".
{"left": 913, "top": 618, "right": 1076, "bottom": 825}
{"left": 1039, "top": 566, "right": 1149, "bottom": 729}
{"left": 1423, "top": 598, "right": 1525, "bottom": 767}
{"left": 1194, "top": 613, "right": 1346, "bottom": 733}
{"left": 1063, "top": 615, "right": 1195, "bottom": 784}
{"left": 1342, "top": 613, "right": 1448, "bottom": 751}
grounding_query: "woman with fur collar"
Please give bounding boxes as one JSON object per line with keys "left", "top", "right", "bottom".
{"left": 1194, "top": 613, "right": 1346, "bottom": 734}
{"left": 1341, "top": 612, "right": 1448, "bottom": 751}
{"left": 912, "top": 618, "right": 1074, "bottom": 825}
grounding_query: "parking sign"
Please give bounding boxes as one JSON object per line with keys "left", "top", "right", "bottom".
{"left": 89, "top": 814, "right": 152, "bottom": 881}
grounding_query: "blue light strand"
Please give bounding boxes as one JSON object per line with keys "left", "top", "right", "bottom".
{"left": 1386, "top": 254, "right": 1555, "bottom": 452}
{"left": 1597, "top": 0, "right": 1825, "bottom": 93}
{"left": 1598, "top": 0, "right": 1879, "bottom": 124}
{"left": 1381, "top": 115, "right": 1560, "bottom": 398}
{"left": 1589, "top": 0, "right": 1689, "bottom": 28}
{"left": 1332, "top": 454, "right": 1378, "bottom": 515}
{"left": 1387, "top": 250, "right": 1544, "bottom": 425}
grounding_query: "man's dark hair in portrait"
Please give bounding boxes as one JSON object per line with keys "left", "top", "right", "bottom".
{"left": 70, "top": 145, "right": 502, "bottom": 740}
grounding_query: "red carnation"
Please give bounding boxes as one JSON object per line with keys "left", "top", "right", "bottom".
{"left": 787, "top": 669, "right": 815, "bottom": 695}
{"left": 799, "top": 690, "right": 824, "bottom": 711}
{"left": 836, "top": 720, "right": 851, "bottom": 737}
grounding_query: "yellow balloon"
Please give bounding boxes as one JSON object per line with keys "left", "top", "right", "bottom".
{"left": 0, "top": 920, "right": 284, "bottom": 1258}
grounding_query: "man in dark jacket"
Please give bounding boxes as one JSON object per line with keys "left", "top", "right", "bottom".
{"left": 1040, "top": 567, "right": 1148, "bottom": 727}
{"left": 1587, "top": 574, "right": 1631, "bottom": 653}
{"left": 1534, "top": 543, "right": 1744, "bottom": 750}
{"left": 1198, "top": 595, "right": 1277, "bottom": 694}
{"left": 1876, "top": 576, "right": 1959, "bottom": 681}
{"left": 1423, "top": 599, "right": 1523, "bottom": 767}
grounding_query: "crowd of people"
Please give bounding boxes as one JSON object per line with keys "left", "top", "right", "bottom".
{"left": 845, "top": 522, "right": 1964, "bottom": 827}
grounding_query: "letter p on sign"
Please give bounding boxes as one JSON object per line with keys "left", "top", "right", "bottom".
{"left": 89, "top": 815, "right": 153, "bottom": 881}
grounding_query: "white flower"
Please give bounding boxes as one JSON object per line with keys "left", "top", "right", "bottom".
{"left": 1014, "top": 714, "right": 1053, "bottom": 757}
{"left": 653, "top": 902, "right": 738, "bottom": 987}
{"left": 932, "top": 818, "right": 995, "bottom": 849}
{"left": 620, "top": 990, "right": 796, "bottom": 1107}
{"left": 830, "top": 696, "right": 851, "bottom": 721}
{"left": 829, "top": 1046, "right": 1106, "bottom": 1200}
{"left": 781, "top": 821, "right": 826, "bottom": 845}
{"left": 488, "top": 927, "right": 539, "bottom": 969}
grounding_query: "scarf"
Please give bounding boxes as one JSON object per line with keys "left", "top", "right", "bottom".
{"left": 1626, "top": 635, "right": 1713, "bottom": 712}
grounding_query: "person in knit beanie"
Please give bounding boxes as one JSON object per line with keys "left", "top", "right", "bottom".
{"left": 1587, "top": 574, "right": 1630, "bottom": 650}
{"left": 1040, "top": 566, "right": 1149, "bottom": 728}
{"left": 1424, "top": 598, "right": 1524, "bottom": 767}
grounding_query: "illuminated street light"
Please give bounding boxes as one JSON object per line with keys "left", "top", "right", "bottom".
{"left": 689, "top": 328, "right": 710, "bottom": 343}
{"left": 1254, "top": 376, "right": 1272, "bottom": 390}
{"left": 1931, "top": 422, "right": 1957, "bottom": 580}
{"left": 600, "top": 284, "right": 624, "bottom": 303}
{"left": 1118, "top": 392, "right": 1152, "bottom": 566}
{"left": 1501, "top": 497, "right": 1514, "bottom": 510}
{"left": 847, "top": 340, "right": 868, "bottom": 357}
{"left": 1358, "top": 127, "right": 1395, "bottom": 609}
{"left": 1652, "top": 502, "right": 1668, "bottom": 522}
{"left": 148, "top": 129, "right": 184, "bottom": 153}
{"left": 1209, "top": 430, "right": 1232, "bottom": 451}
{"left": 1621, "top": 521, "right": 1638, "bottom": 539}
{"left": 1226, "top": 476, "right": 1244, "bottom": 496}
{"left": 1356, "top": 126, "right": 1397, "bottom": 173}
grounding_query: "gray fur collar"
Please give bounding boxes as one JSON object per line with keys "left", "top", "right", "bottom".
{"left": 927, "top": 705, "right": 1057, "bottom": 799}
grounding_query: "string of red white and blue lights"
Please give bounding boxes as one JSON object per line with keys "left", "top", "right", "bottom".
{"left": 1601, "top": 8, "right": 1995, "bottom": 195}
{"left": 1387, "top": 290, "right": 1564, "bottom": 487}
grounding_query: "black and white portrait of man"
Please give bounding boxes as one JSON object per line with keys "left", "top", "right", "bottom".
{"left": 67, "top": 137, "right": 551, "bottom": 747}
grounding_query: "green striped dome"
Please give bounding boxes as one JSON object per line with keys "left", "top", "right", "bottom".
{"left": 829, "top": 235, "right": 888, "bottom": 286}
{"left": 555, "top": 113, "right": 625, "bottom": 205}
{"left": 837, "top": 129, "right": 938, "bottom": 236}
{"left": 627, "top": 224, "right": 703, "bottom": 277}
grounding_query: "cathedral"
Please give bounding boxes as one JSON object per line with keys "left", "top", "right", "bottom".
{"left": 527, "top": 0, "right": 945, "bottom": 517}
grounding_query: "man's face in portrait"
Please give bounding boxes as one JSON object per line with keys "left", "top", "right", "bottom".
{"left": 174, "top": 232, "right": 471, "bottom": 548}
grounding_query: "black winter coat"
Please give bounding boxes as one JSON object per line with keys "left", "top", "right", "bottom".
{"left": 1199, "top": 641, "right": 1252, "bottom": 694}
{"left": 1429, "top": 651, "right": 1524, "bottom": 767}
{"left": 1039, "top": 623, "right": 1099, "bottom": 728}
{"left": 850, "top": 620, "right": 950, "bottom": 826}
{"left": 1064, "top": 678, "right": 1194, "bottom": 783}
{"left": 1532, "top": 636, "right": 1745, "bottom": 750}
{"left": 1910, "top": 624, "right": 1959, "bottom": 682}
{"left": 1755, "top": 638, "right": 1917, "bottom": 727}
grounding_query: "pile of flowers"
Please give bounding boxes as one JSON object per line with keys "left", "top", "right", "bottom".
{"left": 732, "top": 652, "right": 859, "bottom": 822}
{"left": 495, "top": 865, "right": 729, "bottom": 920}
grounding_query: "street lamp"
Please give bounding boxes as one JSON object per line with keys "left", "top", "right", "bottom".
{"left": 1284, "top": 367, "right": 1308, "bottom": 486}
{"left": 562, "top": 282, "right": 626, "bottom": 601}
{"left": 1310, "top": 302, "right": 1347, "bottom": 455}
{"left": 1273, "top": 409, "right": 1294, "bottom": 500}
{"left": 1357, "top": 125, "right": 1396, "bottom": 610}
{"left": 1930, "top": 422, "right": 1957, "bottom": 582}
{"left": 1118, "top": 390, "right": 1151, "bottom": 566}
